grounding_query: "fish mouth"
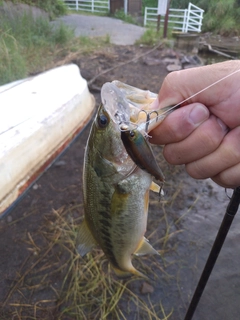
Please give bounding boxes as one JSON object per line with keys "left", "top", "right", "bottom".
{"left": 101, "top": 80, "right": 175, "bottom": 134}
{"left": 101, "top": 81, "right": 159, "bottom": 133}
{"left": 100, "top": 81, "right": 170, "bottom": 182}
{"left": 101, "top": 82, "right": 131, "bottom": 126}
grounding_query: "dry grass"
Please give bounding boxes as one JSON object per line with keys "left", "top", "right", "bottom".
{"left": 2, "top": 202, "right": 177, "bottom": 320}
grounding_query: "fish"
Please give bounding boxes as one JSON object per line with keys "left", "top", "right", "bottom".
{"left": 77, "top": 81, "right": 174, "bottom": 278}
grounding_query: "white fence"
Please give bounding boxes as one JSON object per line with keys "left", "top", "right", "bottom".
{"left": 64, "top": 0, "right": 109, "bottom": 13}
{"left": 144, "top": 2, "right": 204, "bottom": 33}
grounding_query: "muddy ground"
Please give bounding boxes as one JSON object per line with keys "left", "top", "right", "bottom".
{"left": 0, "top": 44, "right": 237, "bottom": 320}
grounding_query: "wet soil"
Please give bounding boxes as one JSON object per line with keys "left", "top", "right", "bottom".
{"left": 0, "top": 44, "right": 239, "bottom": 320}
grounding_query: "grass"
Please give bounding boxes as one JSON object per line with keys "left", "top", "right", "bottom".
{"left": 0, "top": 12, "right": 110, "bottom": 86}
{"left": 0, "top": 29, "right": 27, "bottom": 85}
{"left": 136, "top": 28, "right": 162, "bottom": 46}
{"left": 113, "top": 9, "right": 138, "bottom": 25}
{"left": 2, "top": 203, "right": 176, "bottom": 319}
{"left": 136, "top": 28, "right": 175, "bottom": 47}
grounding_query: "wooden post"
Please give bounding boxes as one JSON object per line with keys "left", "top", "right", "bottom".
{"left": 163, "top": 0, "right": 170, "bottom": 38}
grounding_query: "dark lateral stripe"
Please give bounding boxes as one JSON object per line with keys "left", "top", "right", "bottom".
{"left": 98, "top": 216, "right": 119, "bottom": 269}
{"left": 100, "top": 227, "right": 111, "bottom": 239}
{"left": 99, "top": 209, "right": 111, "bottom": 220}
{"left": 99, "top": 219, "right": 111, "bottom": 228}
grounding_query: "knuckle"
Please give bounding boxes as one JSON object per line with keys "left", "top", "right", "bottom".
{"left": 162, "top": 71, "right": 182, "bottom": 93}
{"left": 224, "top": 128, "right": 240, "bottom": 162}
{"left": 212, "top": 175, "right": 231, "bottom": 189}
{"left": 186, "top": 161, "right": 207, "bottom": 179}
{"left": 212, "top": 170, "right": 240, "bottom": 189}
{"left": 197, "top": 117, "right": 226, "bottom": 151}
{"left": 202, "top": 131, "right": 222, "bottom": 150}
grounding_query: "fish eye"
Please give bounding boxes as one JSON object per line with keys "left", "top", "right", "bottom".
{"left": 98, "top": 114, "right": 109, "bottom": 128}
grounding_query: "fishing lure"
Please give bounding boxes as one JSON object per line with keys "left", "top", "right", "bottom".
{"left": 120, "top": 125, "right": 165, "bottom": 182}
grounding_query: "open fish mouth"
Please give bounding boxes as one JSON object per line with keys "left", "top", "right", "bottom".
{"left": 101, "top": 81, "right": 159, "bottom": 134}
{"left": 101, "top": 81, "right": 175, "bottom": 183}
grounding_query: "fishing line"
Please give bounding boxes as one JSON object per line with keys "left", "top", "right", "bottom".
{"left": 143, "top": 67, "right": 240, "bottom": 129}
{"left": 162, "top": 67, "right": 240, "bottom": 113}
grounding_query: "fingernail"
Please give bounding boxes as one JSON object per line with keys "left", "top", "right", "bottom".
{"left": 189, "top": 104, "right": 209, "bottom": 125}
{"left": 216, "top": 117, "right": 228, "bottom": 132}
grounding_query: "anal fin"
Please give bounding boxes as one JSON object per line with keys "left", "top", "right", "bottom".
{"left": 76, "top": 219, "right": 96, "bottom": 256}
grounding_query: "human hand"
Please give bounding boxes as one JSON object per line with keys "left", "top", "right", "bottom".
{"left": 150, "top": 60, "right": 240, "bottom": 188}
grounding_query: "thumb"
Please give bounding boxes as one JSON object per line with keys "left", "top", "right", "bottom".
{"left": 150, "top": 103, "right": 210, "bottom": 145}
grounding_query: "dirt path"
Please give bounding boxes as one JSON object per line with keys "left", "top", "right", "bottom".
{"left": 54, "top": 14, "right": 146, "bottom": 45}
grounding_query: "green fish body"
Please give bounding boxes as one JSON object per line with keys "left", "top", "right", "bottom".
{"left": 77, "top": 104, "right": 159, "bottom": 278}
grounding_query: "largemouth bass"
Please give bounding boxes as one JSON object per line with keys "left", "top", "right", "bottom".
{"left": 77, "top": 81, "right": 174, "bottom": 278}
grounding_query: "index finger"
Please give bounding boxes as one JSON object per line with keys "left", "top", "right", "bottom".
{"left": 156, "top": 61, "right": 240, "bottom": 109}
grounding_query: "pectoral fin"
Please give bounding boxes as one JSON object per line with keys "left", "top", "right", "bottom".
{"left": 76, "top": 219, "right": 96, "bottom": 256}
{"left": 134, "top": 237, "right": 159, "bottom": 256}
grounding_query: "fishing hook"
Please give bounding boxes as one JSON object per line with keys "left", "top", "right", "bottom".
{"left": 139, "top": 109, "right": 159, "bottom": 132}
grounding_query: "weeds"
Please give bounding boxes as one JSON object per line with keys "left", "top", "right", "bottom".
{"left": 0, "top": 29, "right": 27, "bottom": 84}
{"left": 113, "top": 9, "right": 137, "bottom": 25}
{"left": 0, "top": 12, "right": 72, "bottom": 85}
{"left": 137, "top": 26, "right": 176, "bottom": 46}
{"left": 0, "top": 12, "right": 110, "bottom": 85}
{"left": 136, "top": 28, "right": 162, "bottom": 46}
